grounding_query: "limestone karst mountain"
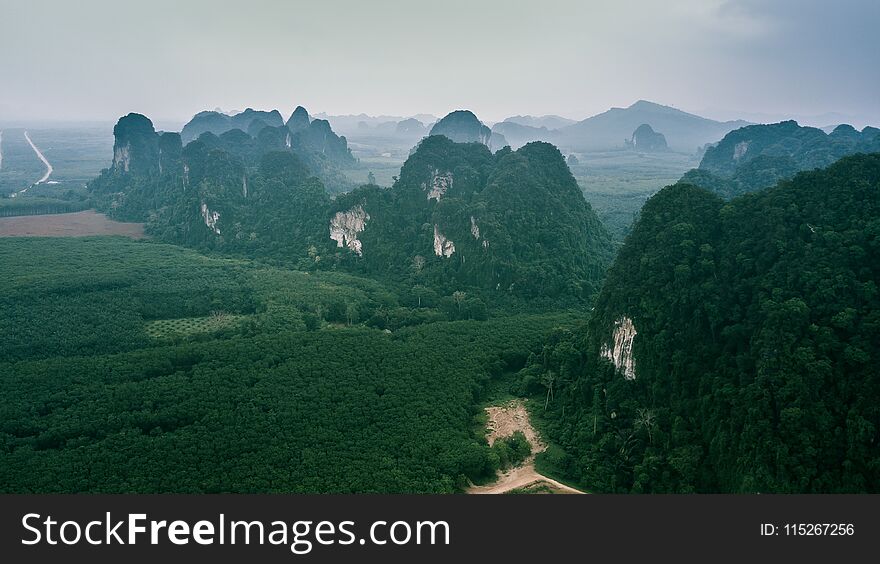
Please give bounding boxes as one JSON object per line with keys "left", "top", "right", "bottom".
{"left": 330, "top": 135, "right": 612, "bottom": 299}
{"left": 90, "top": 113, "right": 611, "bottom": 301}
{"left": 522, "top": 153, "right": 880, "bottom": 493}
{"left": 429, "top": 110, "right": 509, "bottom": 152}
{"left": 627, "top": 124, "right": 668, "bottom": 151}
{"left": 181, "top": 108, "right": 284, "bottom": 143}
{"left": 286, "top": 105, "right": 311, "bottom": 133}
{"left": 680, "top": 120, "right": 880, "bottom": 197}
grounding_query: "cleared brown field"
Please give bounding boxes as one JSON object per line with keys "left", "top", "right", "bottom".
{"left": 0, "top": 210, "right": 146, "bottom": 238}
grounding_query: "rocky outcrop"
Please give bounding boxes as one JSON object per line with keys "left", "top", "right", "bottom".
{"left": 286, "top": 106, "right": 311, "bottom": 133}
{"left": 600, "top": 316, "right": 637, "bottom": 380}
{"left": 112, "top": 113, "right": 160, "bottom": 175}
{"left": 330, "top": 204, "right": 369, "bottom": 256}
{"left": 299, "top": 119, "right": 356, "bottom": 164}
{"left": 423, "top": 169, "right": 453, "bottom": 201}
{"left": 430, "top": 110, "right": 493, "bottom": 146}
{"left": 433, "top": 224, "right": 455, "bottom": 257}
{"left": 200, "top": 202, "right": 221, "bottom": 235}
{"left": 629, "top": 124, "right": 667, "bottom": 151}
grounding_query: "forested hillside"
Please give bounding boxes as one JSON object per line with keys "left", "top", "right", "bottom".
{"left": 681, "top": 121, "right": 880, "bottom": 198}
{"left": 0, "top": 237, "right": 580, "bottom": 492}
{"left": 333, "top": 136, "right": 612, "bottom": 300}
{"left": 89, "top": 114, "right": 612, "bottom": 302}
{"left": 524, "top": 153, "right": 880, "bottom": 493}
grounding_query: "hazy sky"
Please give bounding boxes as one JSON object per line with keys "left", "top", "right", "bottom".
{"left": 1, "top": 0, "right": 878, "bottom": 126}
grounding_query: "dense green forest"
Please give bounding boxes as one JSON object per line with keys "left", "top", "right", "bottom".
{"left": 523, "top": 153, "right": 880, "bottom": 493}
{"left": 681, "top": 121, "right": 880, "bottom": 198}
{"left": 0, "top": 237, "right": 580, "bottom": 492}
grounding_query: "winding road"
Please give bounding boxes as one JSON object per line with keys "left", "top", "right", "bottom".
{"left": 9, "top": 131, "right": 54, "bottom": 198}
{"left": 24, "top": 130, "right": 53, "bottom": 184}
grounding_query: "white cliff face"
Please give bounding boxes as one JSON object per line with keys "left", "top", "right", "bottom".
{"left": 423, "top": 169, "right": 453, "bottom": 201}
{"left": 600, "top": 316, "right": 637, "bottom": 380}
{"left": 433, "top": 224, "right": 455, "bottom": 257}
{"left": 734, "top": 141, "right": 749, "bottom": 160}
{"left": 242, "top": 175, "right": 248, "bottom": 198}
{"left": 285, "top": 132, "right": 292, "bottom": 148}
{"left": 470, "top": 216, "right": 480, "bottom": 239}
{"left": 200, "top": 202, "right": 221, "bottom": 235}
{"left": 113, "top": 144, "right": 131, "bottom": 172}
{"left": 330, "top": 205, "right": 370, "bottom": 256}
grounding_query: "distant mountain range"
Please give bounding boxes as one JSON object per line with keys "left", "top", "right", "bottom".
{"left": 553, "top": 100, "right": 751, "bottom": 152}
{"left": 175, "top": 101, "right": 875, "bottom": 158}
{"left": 317, "top": 102, "right": 752, "bottom": 153}
{"left": 483, "top": 101, "right": 751, "bottom": 153}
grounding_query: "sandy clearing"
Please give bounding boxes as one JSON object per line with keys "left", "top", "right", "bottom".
{"left": 0, "top": 210, "right": 146, "bottom": 238}
{"left": 468, "top": 399, "right": 585, "bottom": 495}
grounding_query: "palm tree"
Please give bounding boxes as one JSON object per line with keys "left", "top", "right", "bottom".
{"left": 542, "top": 371, "right": 556, "bottom": 411}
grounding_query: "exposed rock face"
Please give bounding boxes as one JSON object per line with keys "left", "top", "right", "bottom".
{"left": 423, "top": 169, "right": 453, "bottom": 201}
{"left": 113, "top": 145, "right": 131, "bottom": 172}
{"left": 112, "top": 113, "right": 159, "bottom": 175}
{"left": 433, "top": 224, "right": 455, "bottom": 257}
{"left": 200, "top": 202, "right": 221, "bottom": 235}
{"left": 733, "top": 140, "right": 749, "bottom": 160}
{"left": 470, "top": 216, "right": 480, "bottom": 239}
{"left": 600, "top": 316, "right": 637, "bottom": 380}
{"left": 630, "top": 124, "right": 668, "bottom": 151}
{"left": 286, "top": 106, "right": 311, "bottom": 133}
{"left": 330, "top": 204, "right": 369, "bottom": 256}
{"left": 430, "top": 110, "right": 493, "bottom": 146}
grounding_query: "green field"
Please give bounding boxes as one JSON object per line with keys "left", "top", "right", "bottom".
{"left": 570, "top": 149, "right": 698, "bottom": 244}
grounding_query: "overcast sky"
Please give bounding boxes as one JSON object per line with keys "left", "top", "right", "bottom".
{"left": 1, "top": 0, "right": 877, "bottom": 126}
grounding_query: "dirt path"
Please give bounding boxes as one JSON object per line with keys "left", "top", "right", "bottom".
{"left": 468, "top": 399, "right": 585, "bottom": 495}
{"left": 24, "top": 130, "right": 53, "bottom": 184}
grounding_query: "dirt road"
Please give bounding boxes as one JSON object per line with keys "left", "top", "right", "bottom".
{"left": 468, "top": 399, "right": 585, "bottom": 495}
{"left": 24, "top": 130, "right": 53, "bottom": 184}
